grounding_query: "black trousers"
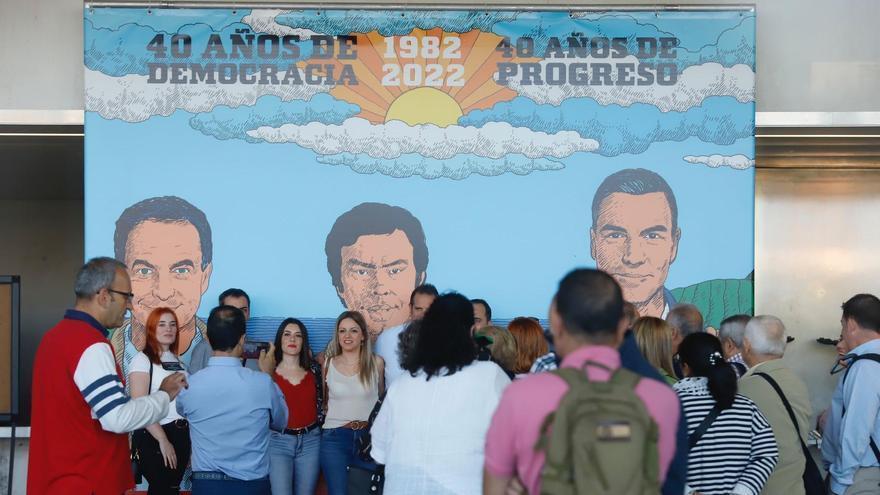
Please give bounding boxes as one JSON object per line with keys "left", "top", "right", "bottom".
{"left": 134, "top": 420, "right": 191, "bottom": 495}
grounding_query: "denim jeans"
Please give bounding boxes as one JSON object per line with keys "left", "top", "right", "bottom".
{"left": 319, "top": 427, "right": 375, "bottom": 495}
{"left": 268, "top": 428, "right": 321, "bottom": 495}
{"left": 191, "top": 476, "right": 270, "bottom": 495}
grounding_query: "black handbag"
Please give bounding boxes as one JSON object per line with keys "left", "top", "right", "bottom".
{"left": 131, "top": 447, "right": 143, "bottom": 484}
{"left": 754, "top": 372, "right": 826, "bottom": 495}
{"left": 130, "top": 360, "right": 154, "bottom": 484}
{"left": 355, "top": 391, "right": 386, "bottom": 462}
{"left": 347, "top": 391, "right": 387, "bottom": 494}
{"left": 347, "top": 464, "right": 385, "bottom": 494}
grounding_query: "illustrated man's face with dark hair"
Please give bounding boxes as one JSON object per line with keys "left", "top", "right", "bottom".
{"left": 337, "top": 229, "right": 425, "bottom": 337}
{"left": 125, "top": 220, "right": 212, "bottom": 334}
{"left": 590, "top": 192, "right": 680, "bottom": 312}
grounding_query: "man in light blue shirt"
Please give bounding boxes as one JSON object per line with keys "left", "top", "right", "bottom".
{"left": 822, "top": 294, "right": 880, "bottom": 495}
{"left": 375, "top": 284, "right": 438, "bottom": 385}
{"left": 177, "top": 305, "right": 288, "bottom": 495}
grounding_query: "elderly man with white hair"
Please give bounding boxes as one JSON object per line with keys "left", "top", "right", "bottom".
{"left": 719, "top": 314, "right": 751, "bottom": 377}
{"left": 738, "top": 315, "right": 814, "bottom": 495}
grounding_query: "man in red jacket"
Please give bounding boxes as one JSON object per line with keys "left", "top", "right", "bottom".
{"left": 28, "top": 257, "right": 188, "bottom": 495}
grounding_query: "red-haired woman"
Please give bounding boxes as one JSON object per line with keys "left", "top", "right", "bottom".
{"left": 507, "top": 317, "right": 549, "bottom": 377}
{"left": 128, "top": 307, "right": 191, "bottom": 494}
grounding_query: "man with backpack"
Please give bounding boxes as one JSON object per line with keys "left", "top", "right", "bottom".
{"left": 483, "top": 269, "right": 681, "bottom": 494}
{"left": 822, "top": 294, "right": 880, "bottom": 495}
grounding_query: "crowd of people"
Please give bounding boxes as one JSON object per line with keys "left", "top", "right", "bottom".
{"left": 26, "top": 256, "right": 880, "bottom": 495}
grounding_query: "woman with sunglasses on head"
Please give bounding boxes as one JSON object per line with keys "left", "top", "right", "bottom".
{"left": 319, "top": 311, "right": 385, "bottom": 495}
{"left": 268, "top": 318, "right": 324, "bottom": 495}
{"left": 128, "top": 307, "right": 190, "bottom": 495}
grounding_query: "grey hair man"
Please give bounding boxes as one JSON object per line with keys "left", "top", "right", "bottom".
{"left": 110, "top": 196, "right": 214, "bottom": 378}
{"left": 719, "top": 314, "right": 751, "bottom": 377}
{"left": 28, "top": 257, "right": 188, "bottom": 494}
{"left": 738, "top": 315, "right": 812, "bottom": 495}
{"left": 666, "top": 303, "right": 703, "bottom": 352}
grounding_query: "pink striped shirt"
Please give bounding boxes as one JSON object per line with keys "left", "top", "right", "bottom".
{"left": 484, "top": 345, "right": 680, "bottom": 494}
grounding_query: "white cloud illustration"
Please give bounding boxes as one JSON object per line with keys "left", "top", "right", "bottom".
{"left": 683, "top": 154, "right": 754, "bottom": 170}
{"left": 85, "top": 67, "right": 332, "bottom": 122}
{"left": 316, "top": 153, "right": 565, "bottom": 180}
{"left": 501, "top": 59, "right": 754, "bottom": 112}
{"left": 246, "top": 118, "right": 599, "bottom": 160}
{"left": 240, "top": 9, "right": 322, "bottom": 39}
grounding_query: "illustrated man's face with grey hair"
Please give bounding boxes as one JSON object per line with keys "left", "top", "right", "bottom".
{"left": 125, "top": 220, "right": 212, "bottom": 332}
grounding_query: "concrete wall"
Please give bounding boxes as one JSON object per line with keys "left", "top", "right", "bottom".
{"left": 0, "top": 433, "right": 29, "bottom": 495}
{"left": 0, "top": 201, "right": 84, "bottom": 425}
{"left": 0, "top": 200, "right": 81, "bottom": 495}
{"left": 1, "top": 0, "right": 879, "bottom": 113}
{"left": 755, "top": 169, "right": 880, "bottom": 419}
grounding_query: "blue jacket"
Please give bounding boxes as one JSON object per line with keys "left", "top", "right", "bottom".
{"left": 619, "top": 331, "right": 688, "bottom": 495}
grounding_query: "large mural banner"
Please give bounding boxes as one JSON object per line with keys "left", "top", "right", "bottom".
{"left": 84, "top": 8, "right": 756, "bottom": 374}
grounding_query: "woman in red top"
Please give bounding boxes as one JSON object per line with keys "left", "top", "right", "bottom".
{"left": 268, "top": 318, "right": 324, "bottom": 495}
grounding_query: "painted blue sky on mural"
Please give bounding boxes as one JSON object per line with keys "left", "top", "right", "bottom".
{"left": 85, "top": 8, "right": 755, "bottom": 327}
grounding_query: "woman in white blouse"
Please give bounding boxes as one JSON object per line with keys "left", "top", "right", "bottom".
{"left": 370, "top": 293, "right": 511, "bottom": 495}
{"left": 128, "top": 307, "right": 190, "bottom": 495}
{"left": 319, "top": 311, "right": 385, "bottom": 495}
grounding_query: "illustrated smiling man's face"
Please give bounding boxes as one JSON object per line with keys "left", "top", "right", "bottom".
{"left": 590, "top": 191, "right": 680, "bottom": 306}
{"left": 124, "top": 220, "right": 212, "bottom": 331}
{"left": 337, "top": 229, "right": 424, "bottom": 337}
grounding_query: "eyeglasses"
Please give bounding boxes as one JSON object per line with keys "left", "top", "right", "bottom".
{"left": 830, "top": 354, "right": 854, "bottom": 375}
{"left": 106, "top": 288, "right": 135, "bottom": 301}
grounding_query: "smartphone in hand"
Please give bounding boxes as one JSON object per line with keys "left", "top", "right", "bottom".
{"left": 242, "top": 341, "right": 270, "bottom": 359}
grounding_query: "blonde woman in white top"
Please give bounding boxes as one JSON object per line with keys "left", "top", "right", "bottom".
{"left": 319, "top": 311, "right": 384, "bottom": 495}
{"left": 128, "top": 307, "right": 190, "bottom": 495}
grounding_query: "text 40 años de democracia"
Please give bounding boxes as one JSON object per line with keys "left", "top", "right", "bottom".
{"left": 145, "top": 30, "right": 681, "bottom": 87}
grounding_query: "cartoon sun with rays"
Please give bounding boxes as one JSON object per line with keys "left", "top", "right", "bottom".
{"left": 308, "top": 28, "right": 531, "bottom": 127}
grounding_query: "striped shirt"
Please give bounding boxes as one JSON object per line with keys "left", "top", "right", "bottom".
{"left": 674, "top": 377, "right": 778, "bottom": 495}
{"left": 529, "top": 351, "right": 559, "bottom": 373}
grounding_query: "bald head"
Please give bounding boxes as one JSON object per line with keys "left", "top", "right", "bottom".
{"left": 744, "top": 315, "right": 787, "bottom": 362}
